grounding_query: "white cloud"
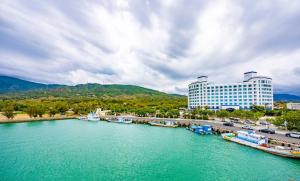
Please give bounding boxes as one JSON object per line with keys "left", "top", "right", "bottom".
{"left": 0, "top": 0, "right": 300, "bottom": 95}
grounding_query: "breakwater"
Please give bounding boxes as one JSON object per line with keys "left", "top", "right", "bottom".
{"left": 102, "top": 115, "right": 300, "bottom": 148}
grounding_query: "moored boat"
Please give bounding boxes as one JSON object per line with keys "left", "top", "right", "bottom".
{"left": 149, "top": 120, "right": 178, "bottom": 128}
{"left": 108, "top": 117, "right": 132, "bottom": 124}
{"left": 78, "top": 115, "right": 87, "bottom": 120}
{"left": 222, "top": 131, "right": 300, "bottom": 159}
{"left": 187, "top": 125, "right": 212, "bottom": 135}
{"left": 87, "top": 112, "right": 100, "bottom": 122}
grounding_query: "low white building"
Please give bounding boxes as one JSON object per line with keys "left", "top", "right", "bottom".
{"left": 287, "top": 103, "right": 300, "bottom": 110}
{"left": 188, "top": 71, "right": 273, "bottom": 110}
{"left": 96, "top": 108, "right": 110, "bottom": 117}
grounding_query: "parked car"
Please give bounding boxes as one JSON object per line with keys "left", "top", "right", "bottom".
{"left": 285, "top": 132, "right": 300, "bottom": 139}
{"left": 242, "top": 125, "right": 253, "bottom": 130}
{"left": 223, "top": 122, "right": 234, "bottom": 127}
{"left": 244, "top": 120, "right": 255, "bottom": 125}
{"left": 260, "top": 121, "right": 270, "bottom": 126}
{"left": 259, "top": 128, "right": 275, "bottom": 134}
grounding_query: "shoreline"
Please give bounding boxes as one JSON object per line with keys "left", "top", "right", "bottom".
{"left": 1, "top": 115, "right": 299, "bottom": 147}
{"left": 0, "top": 116, "right": 77, "bottom": 124}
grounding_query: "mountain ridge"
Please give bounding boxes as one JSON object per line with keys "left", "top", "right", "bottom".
{"left": 1, "top": 76, "right": 300, "bottom": 101}
{"left": 0, "top": 76, "right": 173, "bottom": 98}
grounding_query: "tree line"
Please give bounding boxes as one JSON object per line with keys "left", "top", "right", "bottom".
{"left": 1, "top": 98, "right": 299, "bottom": 131}
{"left": 0, "top": 96, "right": 186, "bottom": 119}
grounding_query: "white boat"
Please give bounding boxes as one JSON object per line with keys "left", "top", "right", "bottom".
{"left": 87, "top": 112, "right": 100, "bottom": 122}
{"left": 149, "top": 120, "right": 178, "bottom": 128}
{"left": 222, "top": 131, "right": 300, "bottom": 159}
{"left": 78, "top": 115, "right": 87, "bottom": 120}
{"left": 108, "top": 117, "right": 132, "bottom": 124}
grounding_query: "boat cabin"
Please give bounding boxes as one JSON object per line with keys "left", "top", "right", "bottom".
{"left": 165, "top": 121, "right": 175, "bottom": 126}
{"left": 202, "top": 125, "right": 212, "bottom": 134}
{"left": 236, "top": 131, "right": 267, "bottom": 145}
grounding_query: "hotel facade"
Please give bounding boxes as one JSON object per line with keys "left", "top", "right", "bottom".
{"left": 188, "top": 71, "right": 273, "bottom": 110}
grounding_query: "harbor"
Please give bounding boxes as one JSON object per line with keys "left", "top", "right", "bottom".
{"left": 75, "top": 114, "right": 300, "bottom": 159}
{"left": 101, "top": 115, "right": 300, "bottom": 145}
{"left": 0, "top": 119, "right": 299, "bottom": 181}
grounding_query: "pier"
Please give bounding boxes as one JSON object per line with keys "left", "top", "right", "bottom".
{"left": 102, "top": 115, "right": 300, "bottom": 147}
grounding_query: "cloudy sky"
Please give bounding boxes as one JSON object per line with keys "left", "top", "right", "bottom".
{"left": 1, "top": 0, "right": 300, "bottom": 95}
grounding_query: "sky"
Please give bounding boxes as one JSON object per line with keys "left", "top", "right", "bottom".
{"left": 1, "top": 0, "right": 300, "bottom": 95}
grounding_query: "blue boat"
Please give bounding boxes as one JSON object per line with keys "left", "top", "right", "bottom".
{"left": 188, "top": 125, "right": 212, "bottom": 135}
{"left": 194, "top": 126, "right": 204, "bottom": 134}
{"left": 202, "top": 125, "right": 213, "bottom": 134}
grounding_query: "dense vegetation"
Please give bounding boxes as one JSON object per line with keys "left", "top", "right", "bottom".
{"left": 0, "top": 96, "right": 187, "bottom": 118}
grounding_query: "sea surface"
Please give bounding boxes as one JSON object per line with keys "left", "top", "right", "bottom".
{"left": 0, "top": 119, "right": 299, "bottom": 181}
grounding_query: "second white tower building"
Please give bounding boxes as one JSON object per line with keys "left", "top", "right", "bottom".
{"left": 188, "top": 71, "right": 273, "bottom": 110}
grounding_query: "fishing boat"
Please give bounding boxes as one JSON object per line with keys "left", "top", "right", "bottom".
{"left": 187, "top": 125, "right": 212, "bottom": 135}
{"left": 149, "top": 120, "right": 178, "bottom": 128}
{"left": 222, "top": 131, "right": 300, "bottom": 159}
{"left": 87, "top": 112, "right": 100, "bottom": 122}
{"left": 202, "top": 125, "right": 213, "bottom": 134}
{"left": 108, "top": 117, "right": 132, "bottom": 124}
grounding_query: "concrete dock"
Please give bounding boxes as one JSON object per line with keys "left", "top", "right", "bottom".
{"left": 103, "top": 116, "right": 300, "bottom": 146}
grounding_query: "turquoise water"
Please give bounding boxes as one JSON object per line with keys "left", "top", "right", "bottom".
{"left": 0, "top": 120, "right": 299, "bottom": 181}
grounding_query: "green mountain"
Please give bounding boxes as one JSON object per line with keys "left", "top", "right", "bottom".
{"left": 0, "top": 76, "right": 62, "bottom": 93}
{"left": 0, "top": 76, "right": 174, "bottom": 99}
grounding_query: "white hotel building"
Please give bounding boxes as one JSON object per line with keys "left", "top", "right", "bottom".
{"left": 188, "top": 71, "right": 273, "bottom": 110}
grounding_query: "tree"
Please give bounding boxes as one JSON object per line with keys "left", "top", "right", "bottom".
{"left": 251, "top": 105, "right": 265, "bottom": 112}
{"left": 2, "top": 105, "right": 15, "bottom": 119}
{"left": 26, "top": 105, "right": 38, "bottom": 118}
{"left": 71, "top": 104, "right": 80, "bottom": 115}
{"left": 49, "top": 107, "right": 58, "bottom": 117}
{"left": 55, "top": 102, "right": 68, "bottom": 115}
{"left": 276, "top": 111, "right": 300, "bottom": 131}
{"left": 36, "top": 105, "right": 46, "bottom": 117}
{"left": 216, "top": 110, "right": 229, "bottom": 121}
{"left": 231, "top": 110, "right": 244, "bottom": 120}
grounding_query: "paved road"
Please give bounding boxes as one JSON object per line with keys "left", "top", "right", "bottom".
{"left": 111, "top": 116, "right": 300, "bottom": 145}
{"left": 194, "top": 120, "right": 300, "bottom": 145}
